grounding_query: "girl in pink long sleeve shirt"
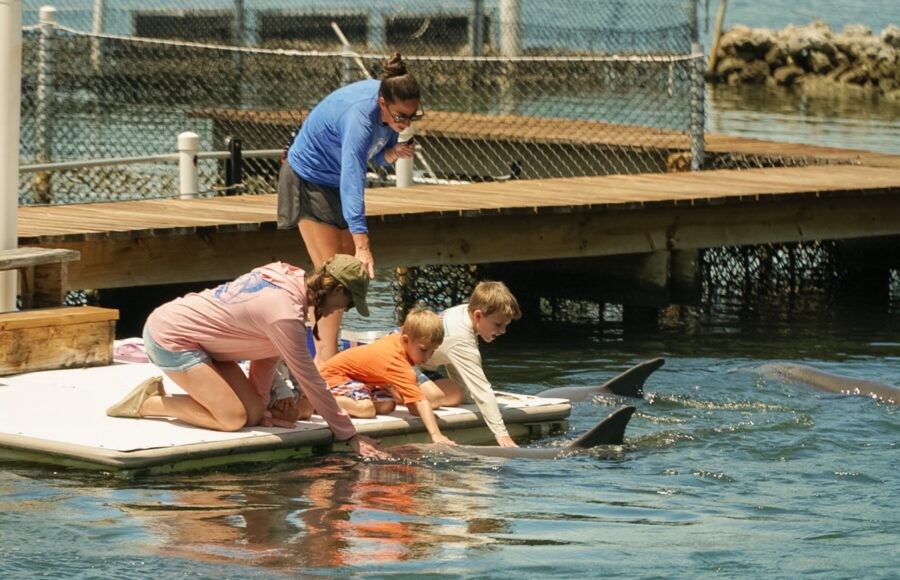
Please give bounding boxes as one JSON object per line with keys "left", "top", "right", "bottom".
{"left": 107, "top": 257, "right": 386, "bottom": 459}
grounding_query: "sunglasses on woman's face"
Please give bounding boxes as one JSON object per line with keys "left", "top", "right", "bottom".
{"left": 387, "top": 103, "right": 425, "bottom": 123}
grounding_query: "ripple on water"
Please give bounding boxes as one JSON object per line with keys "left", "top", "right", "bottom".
{"left": 692, "top": 470, "right": 736, "bottom": 484}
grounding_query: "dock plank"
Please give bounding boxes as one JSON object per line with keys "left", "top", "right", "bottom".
{"left": 18, "top": 165, "right": 900, "bottom": 242}
{"left": 14, "top": 164, "right": 900, "bottom": 291}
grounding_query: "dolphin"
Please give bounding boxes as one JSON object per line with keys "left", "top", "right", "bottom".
{"left": 536, "top": 358, "right": 665, "bottom": 401}
{"left": 759, "top": 363, "right": 899, "bottom": 405}
{"left": 439, "top": 405, "right": 636, "bottom": 459}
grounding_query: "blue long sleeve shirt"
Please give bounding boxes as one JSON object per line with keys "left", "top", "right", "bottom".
{"left": 287, "top": 79, "right": 398, "bottom": 234}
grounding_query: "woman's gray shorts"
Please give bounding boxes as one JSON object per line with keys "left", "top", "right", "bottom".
{"left": 277, "top": 162, "right": 348, "bottom": 230}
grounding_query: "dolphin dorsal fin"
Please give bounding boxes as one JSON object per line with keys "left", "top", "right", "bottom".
{"left": 598, "top": 358, "right": 665, "bottom": 399}
{"left": 570, "top": 406, "right": 636, "bottom": 448}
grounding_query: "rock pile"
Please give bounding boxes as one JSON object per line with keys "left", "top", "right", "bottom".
{"left": 707, "top": 21, "right": 900, "bottom": 97}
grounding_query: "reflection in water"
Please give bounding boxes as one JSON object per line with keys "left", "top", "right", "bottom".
{"left": 121, "top": 457, "right": 505, "bottom": 572}
{"left": 707, "top": 83, "right": 900, "bottom": 154}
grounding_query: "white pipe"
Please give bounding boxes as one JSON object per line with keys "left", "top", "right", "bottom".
{"left": 396, "top": 128, "right": 414, "bottom": 188}
{"left": 178, "top": 131, "right": 200, "bottom": 199}
{"left": 0, "top": 0, "right": 22, "bottom": 311}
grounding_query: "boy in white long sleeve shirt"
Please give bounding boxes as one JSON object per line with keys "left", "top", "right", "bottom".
{"left": 416, "top": 281, "right": 522, "bottom": 448}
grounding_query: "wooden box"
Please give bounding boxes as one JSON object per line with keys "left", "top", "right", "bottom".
{"left": 0, "top": 307, "right": 119, "bottom": 376}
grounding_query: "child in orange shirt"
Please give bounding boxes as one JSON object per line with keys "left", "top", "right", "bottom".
{"left": 319, "top": 307, "right": 457, "bottom": 445}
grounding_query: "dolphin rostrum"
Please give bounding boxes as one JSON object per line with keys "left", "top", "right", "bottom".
{"left": 442, "top": 405, "right": 637, "bottom": 459}
{"left": 536, "top": 358, "right": 665, "bottom": 401}
{"left": 759, "top": 363, "right": 899, "bottom": 405}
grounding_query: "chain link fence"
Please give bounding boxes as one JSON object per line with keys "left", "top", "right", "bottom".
{"left": 18, "top": 0, "right": 706, "bottom": 204}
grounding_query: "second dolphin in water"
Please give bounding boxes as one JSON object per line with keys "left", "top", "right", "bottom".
{"left": 759, "top": 363, "right": 899, "bottom": 405}
{"left": 536, "top": 357, "right": 665, "bottom": 401}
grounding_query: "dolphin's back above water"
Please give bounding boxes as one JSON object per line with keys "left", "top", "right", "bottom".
{"left": 537, "top": 358, "right": 665, "bottom": 401}
{"left": 760, "top": 363, "right": 899, "bottom": 405}
{"left": 452, "top": 406, "right": 637, "bottom": 459}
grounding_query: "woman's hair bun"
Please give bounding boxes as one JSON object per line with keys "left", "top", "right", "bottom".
{"left": 382, "top": 52, "right": 408, "bottom": 79}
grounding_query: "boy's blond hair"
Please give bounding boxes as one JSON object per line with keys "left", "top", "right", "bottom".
{"left": 468, "top": 281, "right": 522, "bottom": 320}
{"left": 401, "top": 307, "right": 444, "bottom": 345}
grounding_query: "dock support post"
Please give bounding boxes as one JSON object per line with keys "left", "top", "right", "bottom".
{"left": 690, "top": 42, "right": 706, "bottom": 171}
{"left": 178, "top": 131, "right": 200, "bottom": 199}
{"left": 1, "top": 0, "right": 23, "bottom": 312}
{"left": 35, "top": 6, "right": 55, "bottom": 204}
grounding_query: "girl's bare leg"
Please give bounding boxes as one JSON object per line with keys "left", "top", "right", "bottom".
{"left": 138, "top": 361, "right": 251, "bottom": 431}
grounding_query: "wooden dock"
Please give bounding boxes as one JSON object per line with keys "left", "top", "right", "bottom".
{"left": 18, "top": 164, "right": 900, "bottom": 291}
{"left": 194, "top": 108, "right": 900, "bottom": 177}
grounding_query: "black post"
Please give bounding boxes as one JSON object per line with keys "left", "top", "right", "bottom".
{"left": 225, "top": 136, "right": 243, "bottom": 194}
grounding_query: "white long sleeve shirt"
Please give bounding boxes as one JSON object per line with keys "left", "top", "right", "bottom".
{"left": 420, "top": 304, "right": 510, "bottom": 439}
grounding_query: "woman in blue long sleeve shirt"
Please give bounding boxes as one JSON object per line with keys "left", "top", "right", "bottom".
{"left": 277, "top": 53, "right": 422, "bottom": 363}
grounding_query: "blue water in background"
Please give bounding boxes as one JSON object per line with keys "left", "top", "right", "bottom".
{"left": 5, "top": 2, "right": 900, "bottom": 577}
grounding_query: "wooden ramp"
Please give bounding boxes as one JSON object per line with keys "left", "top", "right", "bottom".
{"left": 17, "top": 165, "right": 900, "bottom": 290}
{"left": 0, "top": 362, "right": 570, "bottom": 475}
{"left": 194, "top": 108, "right": 899, "bottom": 167}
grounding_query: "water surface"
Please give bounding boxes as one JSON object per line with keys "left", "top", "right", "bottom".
{"left": 2, "top": 295, "right": 898, "bottom": 578}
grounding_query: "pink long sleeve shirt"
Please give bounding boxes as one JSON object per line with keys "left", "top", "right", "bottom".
{"left": 145, "top": 262, "right": 356, "bottom": 440}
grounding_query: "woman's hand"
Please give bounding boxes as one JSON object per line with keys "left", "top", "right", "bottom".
{"left": 351, "top": 233, "right": 375, "bottom": 278}
{"left": 392, "top": 140, "right": 416, "bottom": 161}
{"left": 496, "top": 435, "right": 519, "bottom": 448}
{"left": 349, "top": 434, "right": 392, "bottom": 459}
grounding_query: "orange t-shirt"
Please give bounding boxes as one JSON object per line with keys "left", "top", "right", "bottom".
{"left": 319, "top": 333, "right": 425, "bottom": 405}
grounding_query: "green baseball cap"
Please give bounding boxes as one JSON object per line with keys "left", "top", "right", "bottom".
{"left": 323, "top": 254, "right": 370, "bottom": 317}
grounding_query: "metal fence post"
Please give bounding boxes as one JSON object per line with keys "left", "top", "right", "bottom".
{"left": 340, "top": 41, "right": 353, "bottom": 85}
{"left": 500, "top": 0, "right": 521, "bottom": 57}
{"left": 690, "top": 43, "right": 706, "bottom": 171}
{"left": 91, "top": 0, "right": 103, "bottom": 72}
{"left": 178, "top": 131, "right": 200, "bottom": 199}
{"left": 233, "top": 0, "right": 244, "bottom": 104}
{"left": 470, "top": 0, "right": 485, "bottom": 56}
{"left": 499, "top": 0, "right": 521, "bottom": 115}
{"left": 1, "top": 0, "right": 23, "bottom": 311}
{"left": 36, "top": 5, "right": 56, "bottom": 204}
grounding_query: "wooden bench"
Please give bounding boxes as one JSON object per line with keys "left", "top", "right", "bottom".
{"left": 0, "top": 247, "right": 80, "bottom": 308}
{"left": 0, "top": 247, "right": 119, "bottom": 376}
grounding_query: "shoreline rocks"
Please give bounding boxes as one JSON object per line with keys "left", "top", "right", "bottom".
{"left": 707, "top": 21, "right": 900, "bottom": 98}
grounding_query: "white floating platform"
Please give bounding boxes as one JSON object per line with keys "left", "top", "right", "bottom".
{"left": 0, "top": 363, "right": 570, "bottom": 475}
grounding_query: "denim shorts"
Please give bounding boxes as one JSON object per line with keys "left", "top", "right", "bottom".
{"left": 142, "top": 324, "right": 211, "bottom": 372}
